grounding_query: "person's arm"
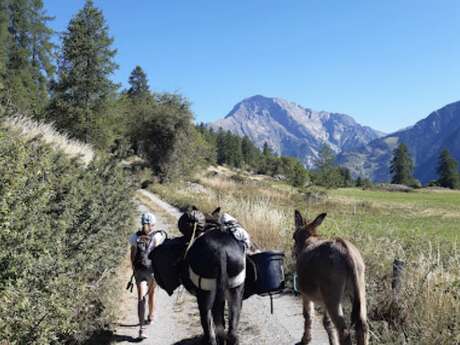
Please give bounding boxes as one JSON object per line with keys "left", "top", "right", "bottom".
{"left": 130, "top": 245, "right": 136, "bottom": 271}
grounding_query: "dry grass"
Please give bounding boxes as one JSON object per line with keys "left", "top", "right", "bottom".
{"left": 150, "top": 174, "right": 460, "bottom": 345}
{"left": 2, "top": 115, "right": 94, "bottom": 165}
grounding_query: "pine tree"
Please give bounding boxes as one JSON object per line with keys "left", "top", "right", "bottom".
{"left": 127, "top": 65, "right": 150, "bottom": 98}
{"left": 1, "top": 0, "right": 54, "bottom": 115}
{"left": 47, "top": 0, "right": 118, "bottom": 147}
{"left": 0, "top": 0, "right": 8, "bottom": 108}
{"left": 241, "top": 135, "right": 260, "bottom": 168}
{"left": 390, "top": 143, "right": 415, "bottom": 186}
{"left": 437, "top": 149, "right": 460, "bottom": 189}
{"left": 262, "top": 142, "right": 273, "bottom": 158}
{"left": 227, "top": 132, "right": 243, "bottom": 168}
{"left": 312, "top": 144, "right": 342, "bottom": 188}
{"left": 216, "top": 128, "right": 228, "bottom": 165}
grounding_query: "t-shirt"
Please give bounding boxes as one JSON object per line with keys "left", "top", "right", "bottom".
{"left": 129, "top": 230, "right": 166, "bottom": 253}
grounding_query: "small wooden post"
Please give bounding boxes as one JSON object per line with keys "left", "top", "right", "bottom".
{"left": 391, "top": 259, "right": 405, "bottom": 298}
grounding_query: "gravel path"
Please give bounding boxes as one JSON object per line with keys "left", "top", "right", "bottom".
{"left": 112, "top": 190, "right": 329, "bottom": 345}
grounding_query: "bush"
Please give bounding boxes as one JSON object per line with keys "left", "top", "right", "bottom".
{"left": 0, "top": 127, "right": 134, "bottom": 344}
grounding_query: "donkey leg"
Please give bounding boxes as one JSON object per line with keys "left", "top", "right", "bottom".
{"left": 227, "top": 286, "right": 244, "bottom": 345}
{"left": 322, "top": 313, "right": 339, "bottom": 345}
{"left": 297, "top": 295, "right": 313, "bottom": 345}
{"left": 212, "top": 298, "right": 225, "bottom": 345}
{"left": 353, "top": 288, "right": 369, "bottom": 345}
{"left": 197, "top": 291, "right": 217, "bottom": 345}
{"left": 325, "top": 302, "right": 351, "bottom": 345}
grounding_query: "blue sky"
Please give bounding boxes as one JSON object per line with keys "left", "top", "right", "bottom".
{"left": 44, "top": 0, "right": 460, "bottom": 133}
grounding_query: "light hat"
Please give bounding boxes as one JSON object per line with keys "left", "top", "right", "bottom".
{"left": 141, "top": 212, "right": 156, "bottom": 225}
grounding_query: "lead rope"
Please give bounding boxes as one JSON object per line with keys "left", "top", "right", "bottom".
{"left": 184, "top": 221, "right": 198, "bottom": 258}
{"left": 175, "top": 222, "right": 198, "bottom": 307}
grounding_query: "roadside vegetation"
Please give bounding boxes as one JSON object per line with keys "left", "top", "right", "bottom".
{"left": 0, "top": 122, "right": 134, "bottom": 344}
{"left": 150, "top": 169, "right": 459, "bottom": 345}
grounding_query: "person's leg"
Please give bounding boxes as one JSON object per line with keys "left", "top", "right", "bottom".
{"left": 136, "top": 278, "right": 148, "bottom": 338}
{"left": 147, "top": 278, "right": 156, "bottom": 322}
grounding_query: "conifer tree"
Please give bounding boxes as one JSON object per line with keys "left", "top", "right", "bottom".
{"left": 390, "top": 143, "right": 415, "bottom": 186}
{"left": 0, "top": 0, "right": 8, "bottom": 108}
{"left": 437, "top": 149, "right": 460, "bottom": 189}
{"left": 1, "top": 0, "right": 54, "bottom": 115}
{"left": 216, "top": 128, "right": 228, "bottom": 165}
{"left": 262, "top": 142, "right": 273, "bottom": 158}
{"left": 312, "top": 144, "right": 343, "bottom": 187}
{"left": 241, "top": 135, "right": 260, "bottom": 167}
{"left": 127, "top": 65, "right": 150, "bottom": 99}
{"left": 48, "top": 0, "right": 118, "bottom": 147}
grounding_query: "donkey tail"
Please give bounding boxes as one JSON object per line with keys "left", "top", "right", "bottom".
{"left": 216, "top": 252, "right": 228, "bottom": 304}
{"left": 214, "top": 252, "right": 228, "bottom": 337}
{"left": 338, "top": 239, "right": 369, "bottom": 345}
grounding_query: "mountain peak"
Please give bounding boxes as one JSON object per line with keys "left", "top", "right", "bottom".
{"left": 212, "top": 96, "right": 383, "bottom": 167}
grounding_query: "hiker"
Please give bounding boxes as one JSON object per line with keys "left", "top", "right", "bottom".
{"left": 129, "top": 212, "right": 165, "bottom": 340}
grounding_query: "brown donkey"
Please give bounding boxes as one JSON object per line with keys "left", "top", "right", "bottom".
{"left": 293, "top": 210, "right": 368, "bottom": 345}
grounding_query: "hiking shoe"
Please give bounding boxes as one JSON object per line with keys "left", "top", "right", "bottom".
{"left": 138, "top": 329, "right": 148, "bottom": 340}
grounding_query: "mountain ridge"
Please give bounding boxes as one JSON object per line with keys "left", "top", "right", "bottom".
{"left": 211, "top": 95, "right": 384, "bottom": 167}
{"left": 211, "top": 95, "right": 460, "bottom": 184}
{"left": 339, "top": 100, "right": 460, "bottom": 183}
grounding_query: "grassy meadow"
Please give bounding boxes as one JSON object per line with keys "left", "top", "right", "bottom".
{"left": 149, "top": 168, "right": 459, "bottom": 345}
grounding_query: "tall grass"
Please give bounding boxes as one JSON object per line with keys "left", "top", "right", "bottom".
{"left": 3, "top": 115, "right": 94, "bottom": 165}
{"left": 150, "top": 173, "right": 459, "bottom": 345}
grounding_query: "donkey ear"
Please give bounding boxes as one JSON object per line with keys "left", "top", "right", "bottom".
{"left": 211, "top": 207, "right": 221, "bottom": 217}
{"left": 311, "top": 213, "right": 327, "bottom": 228}
{"left": 294, "top": 210, "right": 304, "bottom": 228}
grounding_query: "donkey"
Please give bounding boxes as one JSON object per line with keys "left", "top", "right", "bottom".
{"left": 181, "top": 207, "right": 246, "bottom": 345}
{"left": 293, "top": 210, "right": 368, "bottom": 345}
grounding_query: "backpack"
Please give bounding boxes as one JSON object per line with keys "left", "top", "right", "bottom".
{"left": 134, "top": 231, "right": 154, "bottom": 270}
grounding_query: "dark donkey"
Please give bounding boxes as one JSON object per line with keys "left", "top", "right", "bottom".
{"left": 293, "top": 210, "right": 368, "bottom": 345}
{"left": 181, "top": 207, "right": 246, "bottom": 345}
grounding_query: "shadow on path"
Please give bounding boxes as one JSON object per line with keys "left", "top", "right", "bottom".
{"left": 173, "top": 335, "right": 202, "bottom": 345}
{"left": 115, "top": 323, "right": 139, "bottom": 328}
{"left": 111, "top": 334, "right": 142, "bottom": 343}
{"left": 83, "top": 330, "right": 143, "bottom": 345}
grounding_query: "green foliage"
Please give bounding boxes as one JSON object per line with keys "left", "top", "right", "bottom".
{"left": 133, "top": 94, "right": 206, "bottom": 180}
{"left": 47, "top": 0, "right": 119, "bottom": 148}
{"left": 241, "top": 135, "right": 260, "bottom": 166}
{"left": 390, "top": 143, "right": 416, "bottom": 186}
{"left": 0, "top": 127, "right": 134, "bottom": 344}
{"left": 215, "top": 128, "right": 244, "bottom": 167}
{"left": 280, "top": 156, "right": 310, "bottom": 187}
{"left": 436, "top": 149, "right": 460, "bottom": 189}
{"left": 311, "top": 144, "right": 348, "bottom": 188}
{"left": 127, "top": 65, "right": 150, "bottom": 99}
{"left": 0, "top": 0, "right": 55, "bottom": 116}
{"left": 356, "top": 176, "right": 373, "bottom": 189}
{"left": 199, "top": 128, "right": 310, "bottom": 187}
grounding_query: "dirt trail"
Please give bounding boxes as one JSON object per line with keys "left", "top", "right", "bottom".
{"left": 112, "top": 189, "right": 329, "bottom": 345}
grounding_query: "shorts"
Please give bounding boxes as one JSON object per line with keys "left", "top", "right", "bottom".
{"left": 134, "top": 269, "right": 155, "bottom": 283}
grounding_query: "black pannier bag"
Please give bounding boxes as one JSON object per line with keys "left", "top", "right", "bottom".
{"left": 177, "top": 208, "right": 207, "bottom": 241}
{"left": 149, "top": 236, "right": 187, "bottom": 296}
{"left": 244, "top": 251, "right": 285, "bottom": 299}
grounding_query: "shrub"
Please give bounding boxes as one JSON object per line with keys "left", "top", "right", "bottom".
{"left": 0, "top": 126, "right": 134, "bottom": 344}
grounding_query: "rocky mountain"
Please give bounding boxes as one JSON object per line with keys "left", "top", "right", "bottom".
{"left": 339, "top": 100, "right": 460, "bottom": 184}
{"left": 210, "top": 95, "right": 384, "bottom": 167}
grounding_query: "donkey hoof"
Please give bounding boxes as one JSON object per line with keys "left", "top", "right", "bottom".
{"left": 200, "top": 337, "right": 216, "bottom": 345}
{"left": 227, "top": 334, "right": 239, "bottom": 345}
